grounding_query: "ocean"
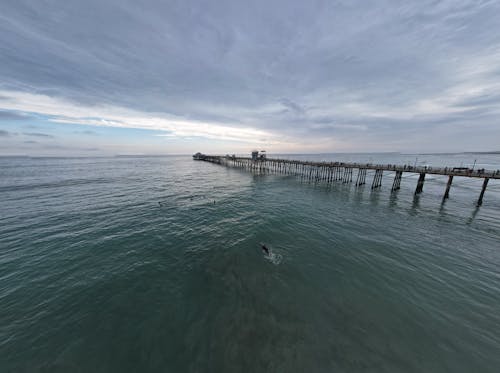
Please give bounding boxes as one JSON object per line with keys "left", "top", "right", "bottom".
{"left": 1, "top": 153, "right": 500, "bottom": 372}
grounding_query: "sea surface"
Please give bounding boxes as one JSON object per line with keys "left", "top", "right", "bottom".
{"left": 1, "top": 153, "right": 500, "bottom": 372}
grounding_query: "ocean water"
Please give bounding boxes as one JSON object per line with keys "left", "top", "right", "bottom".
{"left": 1, "top": 153, "right": 500, "bottom": 372}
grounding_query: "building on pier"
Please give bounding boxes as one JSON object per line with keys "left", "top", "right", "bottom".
{"left": 251, "top": 150, "right": 267, "bottom": 161}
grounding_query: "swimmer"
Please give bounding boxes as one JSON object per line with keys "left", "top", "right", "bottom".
{"left": 260, "top": 244, "right": 269, "bottom": 255}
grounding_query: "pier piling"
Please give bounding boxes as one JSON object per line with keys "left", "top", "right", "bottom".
{"left": 371, "top": 169, "right": 383, "bottom": 189}
{"left": 415, "top": 173, "right": 426, "bottom": 195}
{"left": 477, "top": 178, "right": 489, "bottom": 206}
{"left": 391, "top": 170, "right": 403, "bottom": 192}
{"left": 356, "top": 168, "right": 367, "bottom": 186}
{"left": 443, "top": 175, "right": 454, "bottom": 200}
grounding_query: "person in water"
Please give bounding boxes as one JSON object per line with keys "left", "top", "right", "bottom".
{"left": 261, "top": 244, "right": 269, "bottom": 255}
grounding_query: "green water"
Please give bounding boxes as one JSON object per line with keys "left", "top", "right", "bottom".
{"left": 1, "top": 154, "right": 500, "bottom": 372}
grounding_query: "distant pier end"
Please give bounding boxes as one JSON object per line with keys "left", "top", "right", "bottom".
{"left": 193, "top": 152, "right": 499, "bottom": 206}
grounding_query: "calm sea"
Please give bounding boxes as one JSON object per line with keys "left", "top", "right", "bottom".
{"left": 1, "top": 153, "right": 500, "bottom": 372}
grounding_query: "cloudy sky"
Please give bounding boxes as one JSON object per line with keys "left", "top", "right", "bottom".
{"left": 1, "top": 0, "right": 500, "bottom": 156}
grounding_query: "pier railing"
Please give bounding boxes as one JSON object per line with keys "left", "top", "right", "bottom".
{"left": 194, "top": 155, "right": 499, "bottom": 206}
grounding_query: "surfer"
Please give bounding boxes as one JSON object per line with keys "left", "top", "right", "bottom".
{"left": 261, "top": 244, "right": 270, "bottom": 255}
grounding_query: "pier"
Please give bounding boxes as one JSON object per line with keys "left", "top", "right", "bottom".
{"left": 193, "top": 153, "right": 500, "bottom": 206}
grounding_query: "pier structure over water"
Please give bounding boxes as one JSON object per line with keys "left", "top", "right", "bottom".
{"left": 194, "top": 153, "right": 500, "bottom": 206}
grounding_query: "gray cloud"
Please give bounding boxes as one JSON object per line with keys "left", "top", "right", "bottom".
{"left": 0, "top": 110, "right": 30, "bottom": 120}
{"left": 1, "top": 0, "right": 500, "bottom": 151}
{"left": 280, "top": 99, "right": 306, "bottom": 116}
{"left": 36, "top": 144, "right": 100, "bottom": 151}
{"left": 23, "top": 132, "right": 54, "bottom": 138}
{"left": 0, "top": 129, "right": 11, "bottom": 136}
{"left": 74, "top": 129, "right": 98, "bottom": 135}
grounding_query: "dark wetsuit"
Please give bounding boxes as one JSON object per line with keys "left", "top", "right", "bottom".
{"left": 261, "top": 245, "right": 269, "bottom": 255}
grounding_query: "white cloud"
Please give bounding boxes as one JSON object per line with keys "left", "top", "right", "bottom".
{"left": 0, "top": 89, "right": 279, "bottom": 144}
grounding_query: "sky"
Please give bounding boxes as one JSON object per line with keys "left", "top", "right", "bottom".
{"left": 1, "top": 0, "right": 500, "bottom": 156}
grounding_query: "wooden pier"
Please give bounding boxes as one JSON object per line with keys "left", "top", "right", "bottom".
{"left": 194, "top": 154, "right": 500, "bottom": 206}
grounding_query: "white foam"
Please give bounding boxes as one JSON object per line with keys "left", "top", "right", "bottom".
{"left": 265, "top": 251, "right": 283, "bottom": 265}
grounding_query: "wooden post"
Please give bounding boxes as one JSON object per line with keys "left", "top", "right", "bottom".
{"left": 391, "top": 170, "right": 402, "bottom": 192}
{"left": 443, "top": 175, "right": 453, "bottom": 200}
{"left": 415, "top": 173, "right": 426, "bottom": 194}
{"left": 477, "top": 177, "right": 489, "bottom": 206}
{"left": 372, "top": 169, "right": 383, "bottom": 189}
{"left": 356, "top": 168, "right": 366, "bottom": 186}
